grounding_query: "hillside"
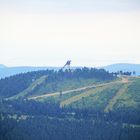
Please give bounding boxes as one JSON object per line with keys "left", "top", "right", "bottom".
{"left": 0, "top": 70, "right": 56, "bottom": 98}
{"left": 0, "top": 69, "right": 140, "bottom": 140}
{"left": 0, "top": 67, "right": 114, "bottom": 99}
{"left": 27, "top": 76, "right": 140, "bottom": 119}
{"left": 103, "top": 63, "right": 140, "bottom": 76}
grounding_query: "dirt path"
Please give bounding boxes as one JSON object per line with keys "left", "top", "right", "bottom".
{"left": 29, "top": 77, "right": 128, "bottom": 100}
{"left": 121, "top": 76, "right": 129, "bottom": 83}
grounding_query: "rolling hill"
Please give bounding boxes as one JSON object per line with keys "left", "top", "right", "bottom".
{"left": 0, "top": 64, "right": 6, "bottom": 68}
{"left": 103, "top": 63, "right": 140, "bottom": 76}
{"left": 0, "top": 67, "right": 140, "bottom": 140}
{"left": 0, "top": 65, "right": 59, "bottom": 79}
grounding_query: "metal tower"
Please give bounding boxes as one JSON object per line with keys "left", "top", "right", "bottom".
{"left": 62, "top": 60, "right": 71, "bottom": 71}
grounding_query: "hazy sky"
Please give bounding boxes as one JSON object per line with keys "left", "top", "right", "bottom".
{"left": 0, "top": 0, "right": 140, "bottom": 67}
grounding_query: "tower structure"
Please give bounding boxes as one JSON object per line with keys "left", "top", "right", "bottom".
{"left": 62, "top": 60, "right": 71, "bottom": 71}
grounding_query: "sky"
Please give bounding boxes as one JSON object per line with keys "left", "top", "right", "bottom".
{"left": 0, "top": 0, "right": 140, "bottom": 67}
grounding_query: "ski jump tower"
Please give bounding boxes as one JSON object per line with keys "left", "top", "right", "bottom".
{"left": 62, "top": 60, "right": 71, "bottom": 71}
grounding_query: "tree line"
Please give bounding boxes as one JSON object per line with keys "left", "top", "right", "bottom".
{"left": 0, "top": 67, "right": 115, "bottom": 98}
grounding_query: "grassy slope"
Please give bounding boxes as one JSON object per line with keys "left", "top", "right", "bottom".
{"left": 104, "top": 83, "right": 131, "bottom": 112}
{"left": 62, "top": 83, "right": 122, "bottom": 110}
{"left": 60, "top": 86, "right": 107, "bottom": 108}
{"left": 9, "top": 78, "right": 99, "bottom": 99}
{"left": 8, "top": 76, "right": 47, "bottom": 99}
{"left": 8, "top": 75, "right": 140, "bottom": 114}
{"left": 113, "top": 78, "right": 140, "bottom": 110}
{"left": 38, "top": 76, "right": 140, "bottom": 114}
{"left": 35, "top": 81, "right": 122, "bottom": 109}
{"left": 30, "top": 78, "right": 98, "bottom": 96}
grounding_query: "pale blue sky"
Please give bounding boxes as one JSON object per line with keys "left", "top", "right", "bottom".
{"left": 0, "top": 0, "right": 140, "bottom": 67}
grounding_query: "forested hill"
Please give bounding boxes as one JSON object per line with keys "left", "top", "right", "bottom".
{"left": 0, "top": 67, "right": 115, "bottom": 98}
{"left": 0, "top": 68, "right": 140, "bottom": 140}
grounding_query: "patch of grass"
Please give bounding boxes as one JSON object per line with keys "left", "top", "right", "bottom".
{"left": 60, "top": 87, "right": 105, "bottom": 108}
{"left": 29, "top": 78, "right": 99, "bottom": 97}
{"left": 104, "top": 83, "right": 130, "bottom": 112}
{"left": 113, "top": 78, "right": 140, "bottom": 110}
{"left": 38, "top": 90, "right": 90, "bottom": 103}
{"left": 8, "top": 76, "right": 47, "bottom": 100}
{"left": 61, "top": 83, "right": 122, "bottom": 110}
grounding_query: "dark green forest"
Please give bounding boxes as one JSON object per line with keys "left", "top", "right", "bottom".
{"left": 1, "top": 116, "right": 140, "bottom": 140}
{"left": 0, "top": 99, "right": 140, "bottom": 140}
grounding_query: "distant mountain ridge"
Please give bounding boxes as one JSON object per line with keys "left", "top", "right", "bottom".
{"left": 0, "top": 64, "right": 6, "bottom": 68}
{"left": 0, "top": 65, "right": 59, "bottom": 79}
{"left": 0, "top": 63, "right": 140, "bottom": 79}
{"left": 103, "top": 63, "right": 140, "bottom": 76}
